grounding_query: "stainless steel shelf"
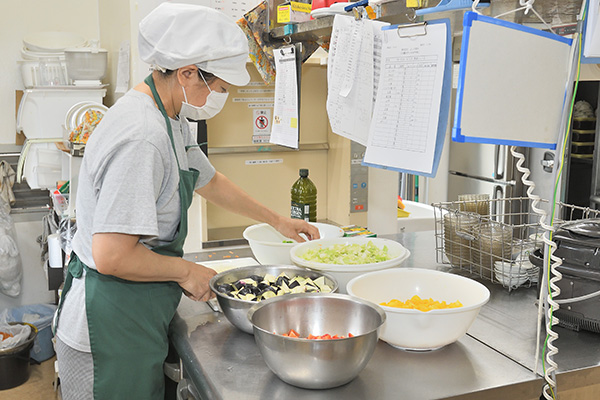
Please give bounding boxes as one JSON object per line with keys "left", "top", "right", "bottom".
{"left": 207, "top": 142, "right": 328, "bottom": 155}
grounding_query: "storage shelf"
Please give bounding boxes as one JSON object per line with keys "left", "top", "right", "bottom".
{"left": 269, "top": 1, "right": 412, "bottom": 42}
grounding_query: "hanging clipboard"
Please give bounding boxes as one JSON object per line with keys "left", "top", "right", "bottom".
{"left": 453, "top": 12, "right": 573, "bottom": 150}
{"left": 362, "top": 18, "right": 451, "bottom": 178}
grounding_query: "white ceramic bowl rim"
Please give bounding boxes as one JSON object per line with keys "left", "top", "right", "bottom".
{"left": 347, "top": 268, "right": 490, "bottom": 314}
{"left": 301, "top": 250, "right": 412, "bottom": 272}
{"left": 291, "top": 237, "right": 411, "bottom": 271}
{"left": 243, "top": 223, "right": 343, "bottom": 247}
{"left": 243, "top": 223, "right": 296, "bottom": 248}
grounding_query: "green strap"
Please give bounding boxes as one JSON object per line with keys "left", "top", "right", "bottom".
{"left": 144, "top": 74, "right": 181, "bottom": 171}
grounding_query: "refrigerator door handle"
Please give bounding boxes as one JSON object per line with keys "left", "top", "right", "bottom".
{"left": 491, "top": 185, "right": 504, "bottom": 217}
{"left": 494, "top": 145, "right": 505, "bottom": 180}
{"left": 449, "top": 170, "right": 516, "bottom": 186}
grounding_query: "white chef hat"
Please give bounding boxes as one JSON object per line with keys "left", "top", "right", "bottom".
{"left": 138, "top": 2, "right": 250, "bottom": 86}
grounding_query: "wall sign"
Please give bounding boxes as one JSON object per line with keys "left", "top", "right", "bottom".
{"left": 252, "top": 108, "right": 272, "bottom": 144}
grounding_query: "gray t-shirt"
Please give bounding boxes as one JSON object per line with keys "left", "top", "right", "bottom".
{"left": 56, "top": 89, "right": 215, "bottom": 352}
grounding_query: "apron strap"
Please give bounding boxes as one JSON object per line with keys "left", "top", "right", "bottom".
{"left": 144, "top": 74, "right": 182, "bottom": 171}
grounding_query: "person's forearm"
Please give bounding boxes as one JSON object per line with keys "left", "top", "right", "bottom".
{"left": 92, "top": 232, "right": 191, "bottom": 283}
{"left": 196, "top": 171, "right": 285, "bottom": 228}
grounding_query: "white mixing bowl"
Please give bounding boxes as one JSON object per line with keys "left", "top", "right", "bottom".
{"left": 347, "top": 268, "right": 490, "bottom": 351}
{"left": 243, "top": 223, "right": 344, "bottom": 265}
{"left": 290, "top": 237, "right": 411, "bottom": 293}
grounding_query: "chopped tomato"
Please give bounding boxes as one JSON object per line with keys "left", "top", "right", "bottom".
{"left": 287, "top": 329, "right": 300, "bottom": 338}
{"left": 278, "top": 330, "right": 354, "bottom": 340}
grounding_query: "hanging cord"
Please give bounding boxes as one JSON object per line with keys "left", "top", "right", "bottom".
{"left": 509, "top": 146, "right": 558, "bottom": 387}
{"left": 541, "top": 9, "right": 585, "bottom": 399}
{"left": 472, "top": 0, "right": 557, "bottom": 34}
{"left": 509, "top": 4, "right": 584, "bottom": 399}
{"left": 541, "top": 11, "right": 584, "bottom": 399}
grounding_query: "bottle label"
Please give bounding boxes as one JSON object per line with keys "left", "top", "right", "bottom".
{"left": 291, "top": 201, "right": 310, "bottom": 221}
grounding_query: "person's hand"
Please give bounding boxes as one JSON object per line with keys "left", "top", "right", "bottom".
{"left": 273, "top": 217, "right": 321, "bottom": 243}
{"left": 178, "top": 262, "right": 217, "bottom": 302}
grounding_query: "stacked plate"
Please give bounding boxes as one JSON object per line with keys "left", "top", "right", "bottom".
{"left": 494, "top": 258, "right": 538, "bottom": 288}
{"left": 64, "top": 102, "right": 108, "bottom": 131}
{"left": 471, "top": 222, "right": 513, "bottom": 279}
{"left": 19, "top": 31, "right": 87, "bottom": 88}
{"left": 443, "top": 212, "right": 479, "bottom": 267}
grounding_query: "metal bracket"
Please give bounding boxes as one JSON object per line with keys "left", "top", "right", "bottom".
{"left": 541, "top": 151, "right": 555, "bottom": 173}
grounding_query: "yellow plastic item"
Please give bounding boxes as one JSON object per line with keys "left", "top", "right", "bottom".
{"left": 397, "top": 196, "right": 405, "bottom": 210}
{"left": 277, "top": 1, "right": 311, "bottom": 24}
{"left": 397, "top": 209, "right": 410, "bottom": 218}
{"left": 406, "top": 0, "right": 423, "bottom": 7}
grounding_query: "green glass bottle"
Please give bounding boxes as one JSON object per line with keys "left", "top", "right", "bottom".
{"left": 291, "top": 168, "right": 317, "bottom": 222}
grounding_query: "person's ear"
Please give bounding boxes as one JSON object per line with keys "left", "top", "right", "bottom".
{"left": 177, "top": 65, "right": 198, "bottom": 86}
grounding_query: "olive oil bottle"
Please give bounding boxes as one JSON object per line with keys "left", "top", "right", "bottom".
{"left": 291, "top": 168, "right": 317, "bottom": 222}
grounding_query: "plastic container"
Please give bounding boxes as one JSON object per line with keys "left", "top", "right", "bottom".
{"left": 17, "top": 87, "right": 106, "bottom": 139}
{"left": 2, "top": 304, "right": 57, "bottom": 363}
{"left": 18, "top": 59, "right": 69, "bottom": 88}
{"left": 291, "top": 168, "right": 317, "bottom": 222}
{"left": 64, "top": 45, "right": 108, "bottom": 85}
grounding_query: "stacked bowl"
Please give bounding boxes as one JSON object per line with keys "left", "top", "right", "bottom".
{"left": 471, "top": 222, "right": 513, "bottom": 278}
{"left": 443, "top": 212, "right": 479, "bottom": 268}
{"left": 19, "top": 31, "right": 87, "bottom": 87}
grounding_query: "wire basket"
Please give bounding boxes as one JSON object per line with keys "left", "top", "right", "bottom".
{"left": 433, "top": 197, "right": 600, "bottom": 291}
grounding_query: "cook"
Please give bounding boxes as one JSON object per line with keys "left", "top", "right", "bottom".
{"left": 53, "top": 3, "right": 319, "bottom": 399}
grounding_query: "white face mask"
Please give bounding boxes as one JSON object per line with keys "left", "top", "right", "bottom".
{"left": 180, "top": 72, "right": 229, "bottom": 120}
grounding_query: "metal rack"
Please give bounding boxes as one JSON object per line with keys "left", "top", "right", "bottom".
{"left": 433, "top": 197, "right": 600, "bottom": 291}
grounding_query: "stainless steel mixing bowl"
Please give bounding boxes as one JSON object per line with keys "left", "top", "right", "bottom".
{"left": 247, "top": 293, "right": 386, "bottom": 389}
{"left": 209, "top": 265, "right": 338, "bottom": 334}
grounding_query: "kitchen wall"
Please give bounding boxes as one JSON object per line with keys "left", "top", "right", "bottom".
{"left": 98, "top": 0, "right": 132, "bottom": 106}
{"left": 0, "top": 1, "right": 101, "bottom": 308}
{"left": 0, "top": 0, "right": 101, "bottom": 144}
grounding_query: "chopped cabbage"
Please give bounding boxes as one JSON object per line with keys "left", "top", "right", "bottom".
{"left": 300, "top": 241, "right": 391, "bottom": 264}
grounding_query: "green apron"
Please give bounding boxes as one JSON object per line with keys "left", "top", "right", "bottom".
{"left": 55, "top": 74, "right": 199, "bottom": 399}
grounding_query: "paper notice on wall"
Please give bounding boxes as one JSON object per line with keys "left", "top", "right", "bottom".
{"left": 252, "top": 108, "right": 272, "bottom": 143}
{"left": 326, "top": 15, "right": 389, "bottom": 146}
{"left": 211, "top": 0, "right": 263, "bottom": 21}
{"left": 115, "top": 40, "right": 130, "bottom": 94}
{"left": 270, "top": 45, "right": 299, "bottom": 149}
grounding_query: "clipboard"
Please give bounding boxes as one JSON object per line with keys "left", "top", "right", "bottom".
{"left": 453, "top": 12, "right": 573, "bottom": 150}
{"left": 362, "top": 18, "right": 452, "bottom": 178}
{"left": 582, "top": 0, "right": 600, "bottom": 64}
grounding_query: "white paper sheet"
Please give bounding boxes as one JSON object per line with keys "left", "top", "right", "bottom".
{"left": 326, "top": 15, "right": 389, "bottom": 146}
{"left": 364, "top": 22, "right": 447, "bottom": 175}
{"left": 270, "top": 45, "right": 299, "bottom": 149}
{"left": 584, "top": 0, "right": 600, "bottom": 58}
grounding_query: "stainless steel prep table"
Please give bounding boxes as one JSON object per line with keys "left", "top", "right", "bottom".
{"left": 171, "top": 231, "right": 600, "bottom": 399}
